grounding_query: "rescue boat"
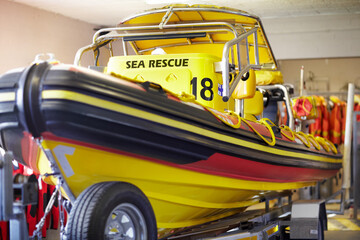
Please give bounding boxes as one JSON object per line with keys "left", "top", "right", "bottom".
{"left": 0, "top": 5, "right": 342, "bottom": 239}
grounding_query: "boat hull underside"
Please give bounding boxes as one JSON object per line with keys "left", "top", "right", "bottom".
{"left": 37, "top": 138, "right": 316, "bottom": 231}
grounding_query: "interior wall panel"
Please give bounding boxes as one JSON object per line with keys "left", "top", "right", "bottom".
{"left": 263, "top": 14, "right": 360, "bottom": 60}
{"left": 0, "top": 0, "right": 96, "bottom": 74}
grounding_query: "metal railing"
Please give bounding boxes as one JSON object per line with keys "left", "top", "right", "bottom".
{"left": 221, "top": 27, "right": 261, "bottom": 102}
{"left": 257, "top": 84, "right": 295, "bottom": 130}
{"left": 74, "top": 22, "right": 239, "bottom": 66}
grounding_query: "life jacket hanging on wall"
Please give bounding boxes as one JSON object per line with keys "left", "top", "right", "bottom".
{"left": 321, "top": 101, "right": 330, "bottom": 140}
{"left": 340, "top": 102, "right": 347, "bottom": 144}
{"left": 309, "top": 96, "right": 323, "bottom": 137}
{"left": 329, "top": 96, "right": 342, "bottom": 145}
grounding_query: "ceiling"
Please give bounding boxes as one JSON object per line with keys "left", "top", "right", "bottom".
{"left": 11, "top": 0, "right": 360, "bottom": 26}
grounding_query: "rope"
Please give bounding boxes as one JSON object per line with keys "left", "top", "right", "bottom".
{"left": 280, "top": 125, "right": 295, "bottom": 141}
{"left": 281, "top": 125, "right": 334, "bottom": 153}
{"left": 242, "top": 118, "right": 276, "bottom": 146}
{"left": 315, "top": 137, "right": 338, "bottom": 154}
{"left": 294, "top": 131, "right": 311, "bottom": 148}
{"left": 307, "top": 134, "right": 321, "bottom": 150}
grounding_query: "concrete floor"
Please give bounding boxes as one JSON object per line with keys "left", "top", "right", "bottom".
{"left": 325, "top": 212, "right": 360, "bottom": 240}
{"left": 325, "top": 231, "right": 360, "bottom": 240}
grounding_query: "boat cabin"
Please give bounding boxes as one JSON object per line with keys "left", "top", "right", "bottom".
{"left": 75, "top": 5, "right": 293, "bottom": 127}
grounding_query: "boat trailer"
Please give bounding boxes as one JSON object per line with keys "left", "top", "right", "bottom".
{"left": 162, "top": 192, "right": 327, "bottom": 240}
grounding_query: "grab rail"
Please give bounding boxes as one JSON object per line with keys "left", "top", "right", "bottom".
{"left": 257, "top": 84, "right": 295, "bottom": 130}
{"left": 221, "top": 27, "right": 261, "bottom": 102}
{"left": 74, "top": 24, "right": 237, "bottom": 66}
{"left": 92, "top": 21, "right": 239, "bottom": 43}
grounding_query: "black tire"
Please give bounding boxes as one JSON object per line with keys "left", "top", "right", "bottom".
{"left": 65, "top": 182, "right": 157, "bottom": 240}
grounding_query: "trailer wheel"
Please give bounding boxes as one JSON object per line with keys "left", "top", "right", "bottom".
{"left": 65, "top": 182, "right": 157, "bottom": 240}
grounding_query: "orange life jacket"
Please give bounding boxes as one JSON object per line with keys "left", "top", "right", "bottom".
{"left": 341, "top": 103, "right": 347, "bottom": 144}
{"left": 309, "top": 104, "right": 322, "bottom": 137}
{"left": 278, "top": 102, "right": 288, "bottom": 126}
{"left": 330, "top": 103, "right": 341, "bottom": 145}
{"left": 293, "top": 97, "right": 313, "bottom": 118}
{"left": 321, "top": 103, "right": 330, "bottom": 139}
{"left": 355, "top": 103, "right": 360, "bottom": 121}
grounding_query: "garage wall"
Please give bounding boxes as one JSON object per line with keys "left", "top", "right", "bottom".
{"left": 262, "top": 14, "right": 360, "bottom": 60}
{"left": 0, "top": 0, "right": 96, "bottom": 74}
{"left": 278, "top": 57, "right": 360, "bottom": 93}
{"left": 262, "top": 14, "right": 360, "bottom": 93}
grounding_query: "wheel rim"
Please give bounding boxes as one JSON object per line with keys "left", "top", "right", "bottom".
{"left": 104, "top": 203, "right": 147, "bottom": 240}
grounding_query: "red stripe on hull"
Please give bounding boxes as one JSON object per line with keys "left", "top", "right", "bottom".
{"left": 37, "top": 132, "right": 338, "bottom": 183}
{"left": 182, "top": 153, "right": 338, "bottom": 182}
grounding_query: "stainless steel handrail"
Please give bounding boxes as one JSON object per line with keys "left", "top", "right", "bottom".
{"left": 95, "top": 28, "right": 235, "bottom": 44}
{"left": 221, "top": 27, "right": 261, "bottom": 102}
{"left": 136, "top": 41, "right": 228, "bottom": 54}
{"left": 75, "top": 24, "right": 239, "bottom": 66}
{"left": 120, "top": 7, "right": 259, "bottom": 24}
{"left": 257, "top": 84, "right": 295, "bottom": 130}
{"left": 74, "top": 43, "right": 98, "bottom": 66}
{"left": 92, "top": 21, "right": 239, "bottom": 43}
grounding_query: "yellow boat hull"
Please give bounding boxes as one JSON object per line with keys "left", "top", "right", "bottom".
{"left": 37, "top": 139, "right": 314, "bottom": 232}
